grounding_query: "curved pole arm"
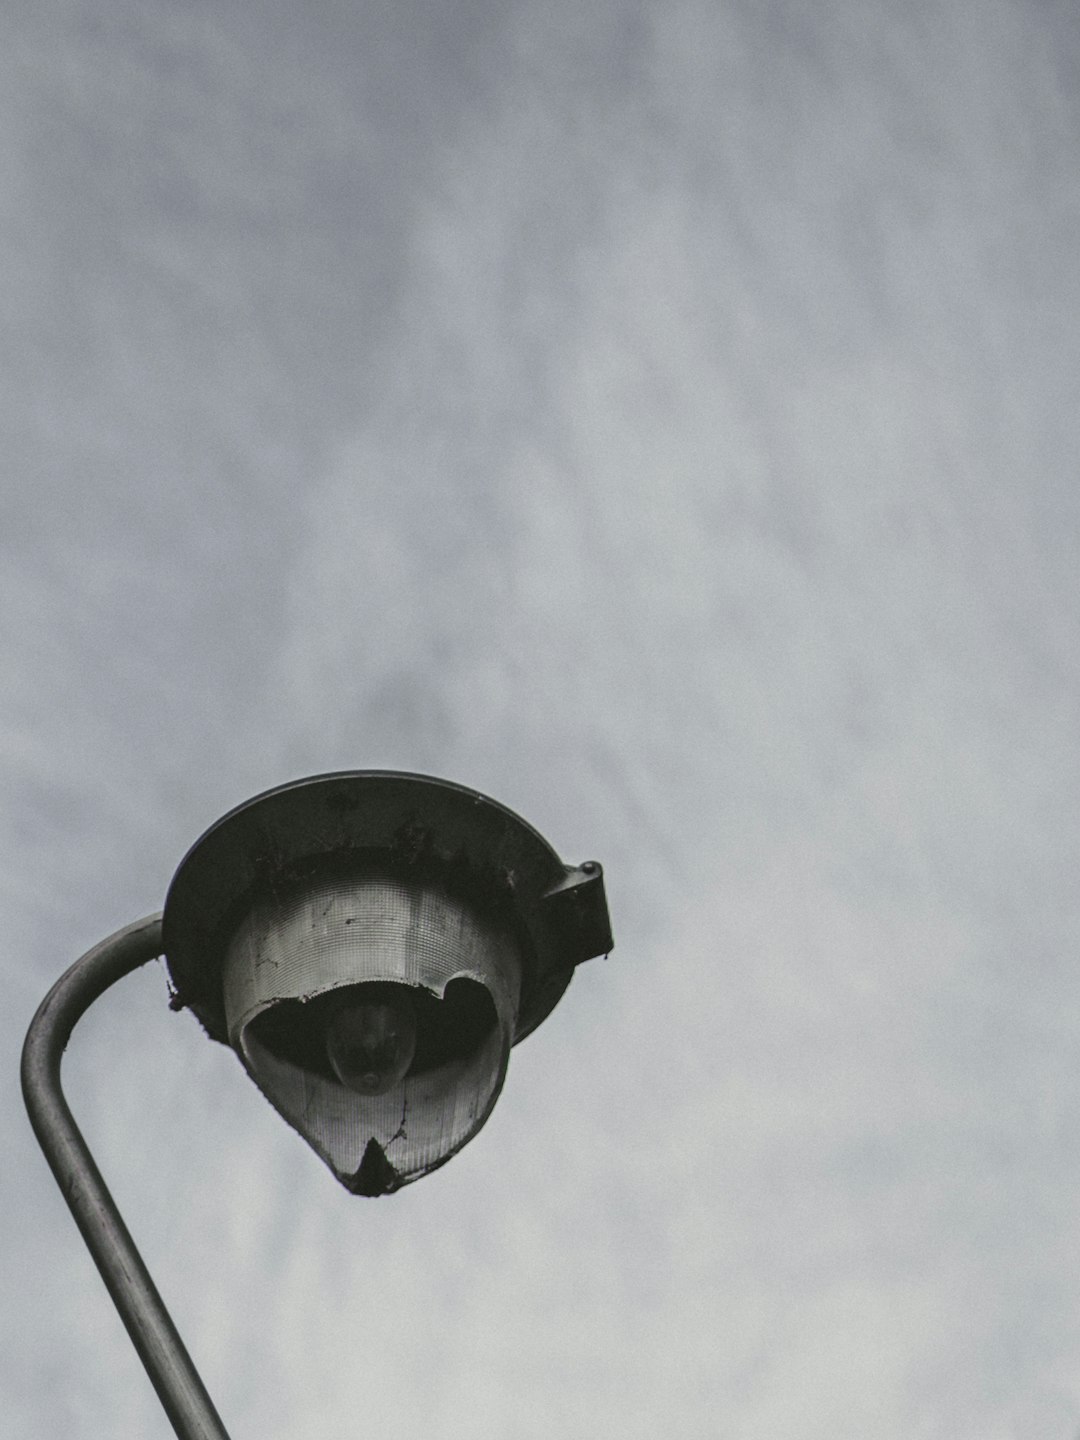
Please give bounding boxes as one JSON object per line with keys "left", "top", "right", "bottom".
{"left": 20, "top": 914, "right": 232, "bottom": 1440}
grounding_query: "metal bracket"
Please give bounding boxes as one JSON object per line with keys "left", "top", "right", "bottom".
{"left": 538, "top": 861, "right": 613, "bottom": 968}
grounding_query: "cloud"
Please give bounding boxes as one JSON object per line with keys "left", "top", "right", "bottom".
{"left": 6, "top": 1, "right": 1080, "bottom": 1437}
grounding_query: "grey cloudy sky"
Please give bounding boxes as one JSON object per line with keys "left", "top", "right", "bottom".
{"left": 4, "top": 1, "right": 1080, "bottom": 1436}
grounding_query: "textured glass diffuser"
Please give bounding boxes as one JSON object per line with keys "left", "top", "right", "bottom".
{"left": 223, "top": 874, "right": 522, "bottom": 1194}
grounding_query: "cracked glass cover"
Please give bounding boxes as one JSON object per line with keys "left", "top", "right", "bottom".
{"left": 222, "top": 874, "right": 522, "bottom": 1194}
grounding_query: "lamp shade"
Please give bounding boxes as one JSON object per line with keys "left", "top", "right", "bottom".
{"left": 162, "top": 772, "right": 612, "bottom": 1194}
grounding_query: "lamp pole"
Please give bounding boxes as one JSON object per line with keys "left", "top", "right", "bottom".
{"left": 21, "top": 771, "right": 612, "bottom": 1438}
{"left": 20, "top": 915, "right": 231, "bottom": 1440}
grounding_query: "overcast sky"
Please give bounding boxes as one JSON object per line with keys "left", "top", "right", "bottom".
{"left": 4, "top": 1, "right": 1080, "bottom": 1436}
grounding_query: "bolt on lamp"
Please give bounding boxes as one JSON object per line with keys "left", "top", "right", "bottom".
{"left": 21, "top": 772, "right": 613, "bottom": 1440}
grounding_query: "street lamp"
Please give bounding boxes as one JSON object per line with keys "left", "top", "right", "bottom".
{"left": 21, "top": 771, "right": 613, "bottom": 1440}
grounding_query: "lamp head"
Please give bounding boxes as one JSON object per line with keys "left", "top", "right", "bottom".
{"left": 162, "top": 773, "right": 612, "bottom": 1195}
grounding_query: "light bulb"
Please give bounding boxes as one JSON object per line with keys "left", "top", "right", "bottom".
{"left": 325, "top": 987, "right": 417, "bottom": 1096}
